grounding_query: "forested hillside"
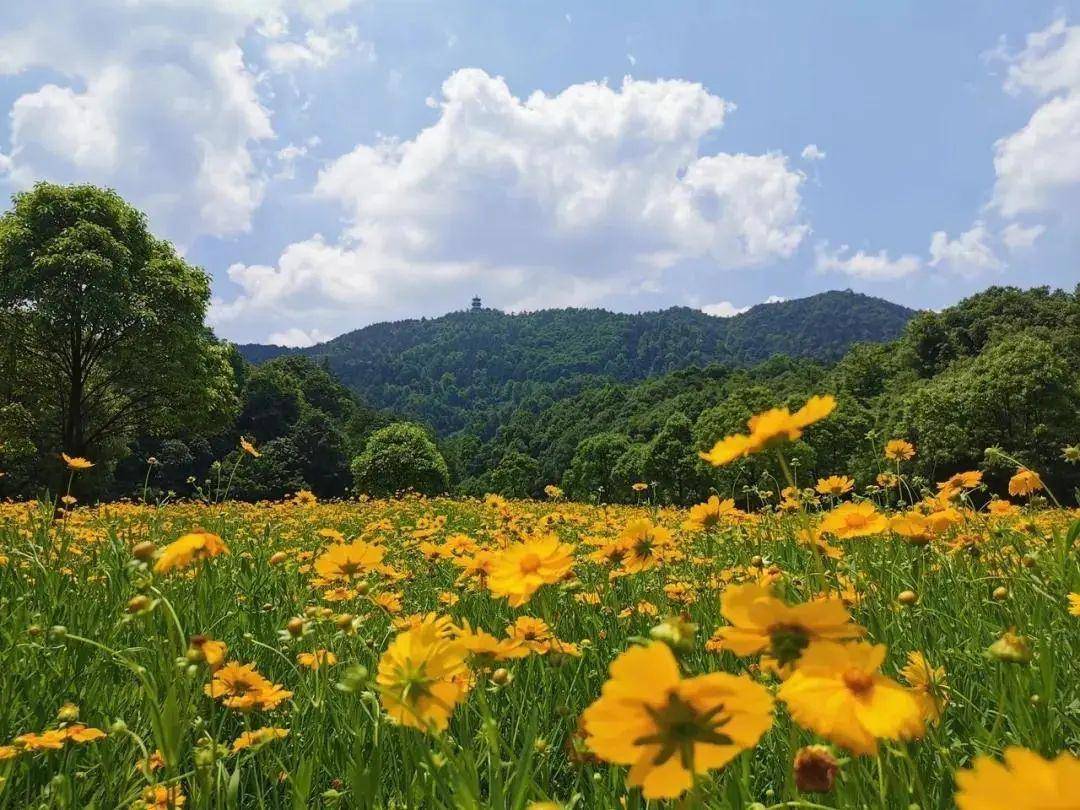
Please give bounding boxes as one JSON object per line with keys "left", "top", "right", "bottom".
{"left": 456, "top": 285, "right": 1080, "bottom": 503}
{"left": 239, "top": 291, "right": 915, "bottom": 434}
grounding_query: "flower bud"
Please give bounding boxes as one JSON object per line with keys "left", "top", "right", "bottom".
{"left": 268, "top": 551, "right": 288, "bottom": 566}
{"left": 992, "top": 586, "right": 1008, "bottom": 601}
{"left": 127, "top": 594, "right": 153, "bottom": 614}
{"left": 898, "top": 590, "right": 918, "bottom": 606}
{"left": 132, "top": 542, "right": 157, "bottom": 561}
{"left": 286, "top": 617, "right": 305, "bottom": 637}
{"left": 793, "top": 745, "right": 839, "bottom": 793}
{"left": 987, "top": 629, "right": 1032, "bottom": 663}
{"left": 491, "top": 667, "right": 511, "bottom": 686}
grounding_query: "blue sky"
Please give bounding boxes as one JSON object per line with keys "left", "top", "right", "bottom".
{"left": 1, "top": 1, "right": 1078, "bottom": 345}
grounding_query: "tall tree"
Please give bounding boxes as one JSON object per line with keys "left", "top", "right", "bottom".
{"left": 0, "top": 183, "right": 236, "bottom": 464}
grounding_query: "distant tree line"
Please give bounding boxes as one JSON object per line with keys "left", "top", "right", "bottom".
{"left": 2, "top": 184, "right": 1077, "bottom": 505}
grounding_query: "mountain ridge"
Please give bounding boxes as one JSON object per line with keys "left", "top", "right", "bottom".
{"left": 237, "top": 290, "right": 917, "bottom": 434}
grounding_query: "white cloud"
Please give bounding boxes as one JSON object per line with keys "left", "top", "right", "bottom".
{"left": 1000, "top": 221, "right": 1046, "bottom": 250}
{"left": 992, "top": 20, "right": 1080, "bottom": 218}
{"left": 814, "top": 243, "right": 921, "bottom": 280}
{"left": 0, "top": 0, "right": 361, "bottom": 242}
{"left": 764, "top": 294, "right": 787, "bottom": 304}
{"left": 267, "top": 327, "right": 331, "bottom": 347}
{"left": 928, "top": 222, "right": 1003, "bottom": 276}
{"left": 0, "top": 152, "right": 11, "bottom": 175}
{"left": 701, "top": 301, "right": 749, "bottom": 317}
{"left": 800, "top": 143, "right": 826, "bottom": 161}
{"left": 215, "top": 69, "right": 808, "bottom": 339}
{"left": 264, "top": 25, "right": 373, "bottom": 72}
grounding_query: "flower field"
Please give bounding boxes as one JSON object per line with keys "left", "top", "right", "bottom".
{"left": 2, "top": 403, "right": 1079, "bottom": 808}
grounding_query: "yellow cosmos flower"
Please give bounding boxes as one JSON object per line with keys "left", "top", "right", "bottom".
{"left": 204, "top": 662, "right": 292, "bottom": 711}
{"left": 505, "top": 616, "right": 555, "bottom": 654}
{"left": 582, "top": 642, "right": 774, "bottom": 800}
{"left": 713, "top": 583, "right": 863, "bottom": 674}
{"left": 889, "top": 512, "right": 934, "bottom": 545}
{"left": 13, "top": 729, "right": 68, "bottom": 750}
{"left": 297, "top": 650, "right": 338, "bottom": 670}
{"left": 778, "top": 641, "right": 924, "bottom": 755}
{"left": 239, "top": 437, "right": 261, "bottom": 458}
{"left": 1067, "top": 593, "right": 1080, "bottom": 617}
{"left": 139, "top": 784, "right": 186, "bottom": 809}
{"left": 487, "top": 534, "right": 575, "bottom": 607}
{"left": 1008, "top": 468, "right": 1044, "bottom": 497}
{"left": 153, "top": 531, "right": 228, "bottom": 574}
{"left": 618, "top": 519, "right": 674, "bottom": 574}
{"left": 937, "top": 471, "right": 983, "bottom": 499}
{"left": 815, "top": 476, "right": 854, "bottom": 497}
{"left": 818, "top": 502, "right": 887, "bottom": 539}
{"left": 900, "top": 651, "right": 948, "bottom": 724}
{"left": 457, "top": 622, "right": 529, "bottom": 663}
{"left": 232, "top": 727, "right": 289, "bottom": 753}
{"left": 377, "top": 617, "right": 469, "bottom": 733}
{"left": 884, "top": 439, "right": 915, "bottom": 461}
{"left": 60, "top": 453, "right": 94, "bottom": 470}
{"left": 700, "top": 395, "right": 837, "bottom": 467}
{"left": 313, "top": 541, "right": 386, "bottom": 582}
{"left": 954, "top": 747, "right": 1080, "bottom": 810}
{"left": 682, "top": 496, "right": 743, "bottom": 532}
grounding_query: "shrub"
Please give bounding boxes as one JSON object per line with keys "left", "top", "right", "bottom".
{"left": 351, "top": 423, "right": 450, "bottom": 497}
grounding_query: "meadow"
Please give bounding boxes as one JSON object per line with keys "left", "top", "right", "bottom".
{"left": 1, "top": 398, "right": 1078, "bottom": 809}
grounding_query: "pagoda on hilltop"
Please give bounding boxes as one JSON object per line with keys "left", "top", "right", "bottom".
{"left": 471, "top": 296, "right": 482, "bottom": 311}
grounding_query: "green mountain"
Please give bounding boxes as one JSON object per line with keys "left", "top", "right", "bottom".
{"left": 238, "top": 290, "right": 916, "bottom": 435}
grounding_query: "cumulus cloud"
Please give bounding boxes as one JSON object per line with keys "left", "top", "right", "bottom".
{"left": 928, "top": 222, "right": 1003, "bottom": 276}
{"left": 267, "top": 327, "right": 332, "bottom": 347}
{"left": 1000, "top": 221, "right": 1046, "bottom": 250}
{"left": 264, "top": 25, "right": 374, "bottom": 72}
{"left": 0, "top": 0, "right": 361, "bottom": 242}
{"left": 800, "top": 143, "right": 826, "bottom": 161}
{"left": 814, "top": 243, "right": 921, "bottom": 280}
{"left": 992, "top": 19, "right": 1080, "bottom": 218}
{"left": 701, "top": 301, "right": 750, "bottom": 317}
{"left": 215, "top": 68, "right": 809, "bottom": 341}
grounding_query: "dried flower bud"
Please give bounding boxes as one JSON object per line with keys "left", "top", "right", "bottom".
{"left": 794, "top": 745, "right": 839, "bottom": 793}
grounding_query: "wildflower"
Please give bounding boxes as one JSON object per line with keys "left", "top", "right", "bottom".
{"left": 581, "top": 642, "right": 774, "bottom": 799}
{"left": 0, "top": 746, "right": 18, "bottom": 761}
{"left": 60, "top": 453, "right": 94, "bottom": 470}
{"left": 487, "top": 534, "right": 575, "bottom": 606}
{"left": 815, "top": 476, "right": 854, "bottom": 497}
{"left": 712, "top": 583, "right": 863, "bottom": 674}
{"left": 937, "top": 471, "right": 983, "bottom": 499}
{"left": 64, "top": 725, "right": 106, "bottom": 744}
{"left": 683, "top": 496, "right": 742, "bottom": 531}
{"left": 376, "top": 616, "right": 469, "bottom": 732}
{"left": 793, "top": 745, "right": 839, "bottom": 793}
{"left": 239, "top": 437, "right": 261, "bottom": 458}
{"left": 618, "top": 519, "right": 674, "bottom": 573}
{"left": 901, "top": 652, "right": 947, "bottom": 723}
{"left": 138, "top": 785, "right": 186, "bottom": 809}
{"left": 297, "top": 650, "right": 338, "bottom": 670}
{"left": 1008, "top": 468, "right": 1044, "bottom": 497}
{"left": 1062, "top": 444, "right": 1080, "bottom": 464}
{"left": 313, "top": 541, "right": 385, "bottom": 582}
{"left": 700, "top": 395, "right": 837, "bottom": 466}
{"left": 1069, "top": 593, "right": 1080, "bottom": 617}
{"left": 544, "top": 484, "right": 564, "bottom": 499}
{"left": 13, "top": 729, "right": 67, "bottom": 750}
{"left": 205, "top": 662, "right": 292, "bottom": 711}
{"left": 232, "top": 727, "right": 289, "bottom": 753}
{"left": 778, "top": 641, "right": 924, "bottom": 755}
{"left": 632, "top": 482, "right": 649, "bottom": 492}
{"left": 954, "top": 747, "right": 1080, "bottom": 810}
{"left": 884, "top": 439, "right": 915, "bottom": 461}
{"left": 154, "top": 531, "right": 228, "bottom": 574}
{"left": 56, "top": 702, "right": 80, "bottom": 722}
{"left": 818, "top": 502, "right": 887, "bottom": 540}
{"left": 457, "top": 622, "right": 529, "bottom": 663}
{"left": 889, "top": 512, "right": 934, "bottom": 545}
{"left": 506, "top": 617, "right": 555, "bottom": 654}
{"left": 986, "top": 630, "right": 1032, "bottom": 664}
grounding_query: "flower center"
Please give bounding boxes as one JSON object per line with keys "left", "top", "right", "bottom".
{"left": 842, "top": 669, "right": 874, "bottom": 695}
{"left": 634, "top": 691, "right": 733, "bottom": 771}
{"left": 519, "top": 553, "right": 542, "bottom": 574}
{"left": 768, "top": 623, "right": 811, "bottom": 665}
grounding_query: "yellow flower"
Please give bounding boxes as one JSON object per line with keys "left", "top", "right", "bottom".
{"left": 505, "top": 616, "right": 555, "bottom": 654}
{"left": 154, "top": 531, "right": 228, "bottom": 574}
{"left": 778, "top": 641, "right": 923, "bottom": 755}
{"left": 1069, "top": 593, "right": 1080, "bottom": 617}
{"left": 457, "top": 622, "right": 529, "bottom": 663}
{"left": 815, "top": 476, "right": 854, "bottom": 497}
{"left": 313, "top": 541, "right": 385, "bottom": 582}
{"left": 700, "top": 395, "right": 837, "bottom": 466}
{"left": 60, "top": 453, "right": 94, "bottom": 470}
{"left": 631, "top": 482, "right": 649, "bottom": 492}
{"left": 232, "top": 727, "right": 289, "bottom": 753}
{"left": 0, "top": 745, "right": 18, "bottom": 761}
{"left": 188, "top": 635, "right": 228, "bottom": 670}
{"left": 139, "top": 784, "right": 186, "bottom": 809}
{"left": 204, "top": 662, "right": 292, "bottom": 711}
{"left": 713, "top": 583, "right": 863, "bottom": 673}
{"left": 64, "top": 725, "right": 106, "bottom": 744}
{"left": 13, "top": 729, "right": 67, "bottom": 750}
{"left": 889, "top": 512, "right": 934, "bottom": 545}
{"left": 937, "top": 470, "right": 983, "bottom": 499}
{"left": 884, "top": 439, "right": 915, "bottom": 461}
{"left": 582, "top": 642, "right": 773, "bottom": 800}
{"left": 818, "top": 502, "right": 887, "bottom": 539}
{"left": 682, "top": 496, "right": 743, "bottom": 531}
{"left": 1008, "top": 468, "right": 1044, "bottom": 497}
{"left": 954, "top": 747, "right": 1080, "bottom": 810}
{"left": 900, "top": 651, "right": 948, "bottom": 724}
{"left": 487, "top": 534, "right": 575, "bottom": 607}
{"left": 239, "top": 437, "right": 261, "bottom": 458}
{"left": 618, "top": 519, "right": 674, "bottom": 573}
{"left": 377, "top": 616, "right": 469, "bottom": 733}
{"left": 543, "top": 484, "right": 564, "bottom": 499}
{"left": 297, "top": 650, "right": 338, "bottom": 670}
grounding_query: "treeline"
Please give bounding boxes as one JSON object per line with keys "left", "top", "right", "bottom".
{"left": 450, "top": 285, "right": 1080, "bottom": 503}
{"left": 240, "top": 290, "right": 915, "bottom": 436}
{"left": 2, "top": 183, "right": 1077, "bottom": 506}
